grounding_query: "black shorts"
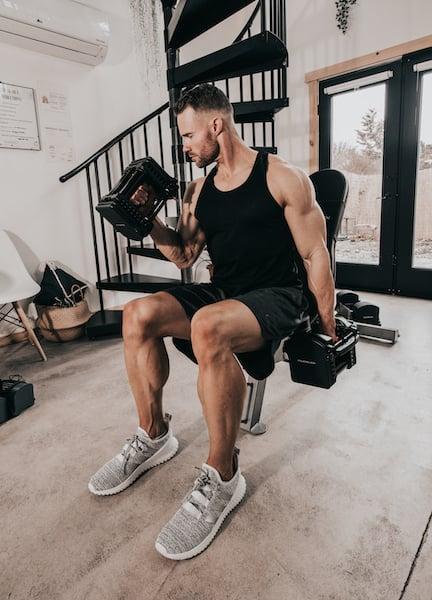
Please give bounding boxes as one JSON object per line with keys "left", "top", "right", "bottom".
{"left": 165, "top": 282, "right": 309, "bottom": 380}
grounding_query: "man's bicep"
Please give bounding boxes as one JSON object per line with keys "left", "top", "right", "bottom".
{"left": 177, "top": 199, "right": 202, "bottom": 242}
{"left": 176, "top": 181, "right": 206, "bottom": 265}
{"left": 175, "top": 180, "right": 201, "bottom": 236}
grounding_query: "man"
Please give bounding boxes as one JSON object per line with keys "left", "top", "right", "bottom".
{"left": 88, "top": 83, "right": 337, "bottom": 560}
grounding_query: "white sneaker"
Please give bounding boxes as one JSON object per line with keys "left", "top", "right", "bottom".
{"left": 88, "top": 413, "right": 178, "bottom": 496}
{"left": 155, "top": 447, "right": 246, "bottom": 560}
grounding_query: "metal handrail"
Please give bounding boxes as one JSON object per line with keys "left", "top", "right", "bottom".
{"left": 234, "top": 0, "right": 286, "bottom": 44}
{"left": 59, "top": 101, "right": 169, "bottom": 183}
{"left": 233, "top": 1, "right": 261, "bottom": 42}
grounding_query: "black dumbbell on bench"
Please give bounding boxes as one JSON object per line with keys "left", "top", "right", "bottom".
{"left": 282, "top": 316, "right": 359, "bottom": 389}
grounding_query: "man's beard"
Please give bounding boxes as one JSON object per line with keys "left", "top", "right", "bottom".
{"left": 195, "top": 140, "right": 219, "bottom": 169}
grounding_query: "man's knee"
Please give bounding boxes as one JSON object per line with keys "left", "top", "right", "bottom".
{"left": 191, "top": 307, "right": 228, "bottom": 359}
{"left": 122, "top": 296, "right": 164, "bottom": 340}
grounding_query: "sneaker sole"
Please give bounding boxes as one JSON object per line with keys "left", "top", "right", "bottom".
{"left": 155, "top": 471, "right": 247, "bottom": 560}
{"left": 88, "top": 435, "right": 179, "bottom": 496}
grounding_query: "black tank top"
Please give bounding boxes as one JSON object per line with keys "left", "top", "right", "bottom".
{"left": 194, "top": 151, "right": 302, "bottom": 296}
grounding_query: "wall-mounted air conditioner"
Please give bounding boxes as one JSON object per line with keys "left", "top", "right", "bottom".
{"left": 0, "top": 0, "right": 110, "bottom": 66}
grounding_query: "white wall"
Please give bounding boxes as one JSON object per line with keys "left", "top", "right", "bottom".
{"left": 279, "top": 0, "right": 432, "bottom": 168}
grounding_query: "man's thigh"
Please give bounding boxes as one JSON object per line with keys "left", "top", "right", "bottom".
{"left": 192, "top": 299, "right": 267, "bottom": 353}
{"left": 192, "top": 284, "right": 307, "bottom": 354}
{"left": 159, "top": 283, "right": 227, "bottom": 340}
{"left": 139, "top": 282, "right": 226, "bottom": 340}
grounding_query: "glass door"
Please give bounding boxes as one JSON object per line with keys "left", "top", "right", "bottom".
{"left": 396, "top": 49, "right": 432, "bottom": 298}
{"left": 319, "top": 63, "right": 402, "bottom": 293}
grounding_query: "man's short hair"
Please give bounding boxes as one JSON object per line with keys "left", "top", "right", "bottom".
{"left": 174, "top": 83, "right": 233, "bottom": 116}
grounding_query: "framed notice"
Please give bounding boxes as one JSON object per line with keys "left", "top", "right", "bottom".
{"left": 37, "top": 81, "right": 75, "bottom": 163}
{"left": 0, "top": 82, "right": 41, "bottom": 150}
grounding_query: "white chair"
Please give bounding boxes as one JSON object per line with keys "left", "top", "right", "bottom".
{"left": 0, "top": 230, "right": 47, "bottom": 361}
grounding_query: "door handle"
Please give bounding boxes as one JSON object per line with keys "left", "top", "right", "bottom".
{"left": 376, "top": 193, "right": 398, "bottom": 201}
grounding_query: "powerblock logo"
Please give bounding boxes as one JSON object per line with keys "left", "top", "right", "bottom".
{"left": 297, "top": 359, "right": 317, "bottom": 365}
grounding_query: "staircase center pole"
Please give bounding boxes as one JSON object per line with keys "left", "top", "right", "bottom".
{"left": 161, "top": 0, "right": 193, "bottom": 284}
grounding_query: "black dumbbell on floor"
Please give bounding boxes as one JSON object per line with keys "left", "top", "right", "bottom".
{"left": 336, "top": 290, "right": 381, "bottom": 326}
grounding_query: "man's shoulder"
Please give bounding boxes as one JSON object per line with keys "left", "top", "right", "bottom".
{"left": 184, "top": 176, "right": 206, "bottom": 202}
{"left": 267, "top": 154, "right": 309, "bottom": 181}
{"left": 267, "top": 155, "right": 312, "bottom": 207}
{"left": 187, "top": 176, "right": 206, "bottom": 191}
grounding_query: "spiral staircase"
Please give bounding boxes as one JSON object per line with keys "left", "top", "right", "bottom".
{"left": 60, "top": 0, "right": 288, "bottom": 337}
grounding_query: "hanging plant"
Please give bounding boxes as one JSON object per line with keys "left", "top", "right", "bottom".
{"left": 335, "top": 0, "right": 357, "bottom": 34}
{"left": 129, "top": 0, "right": 166, "bottom": 103}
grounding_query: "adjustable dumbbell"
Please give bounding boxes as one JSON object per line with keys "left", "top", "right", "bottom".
{"left": 283, "top": 316, "right": 359, "bottom": 389}
{"left": 95, "top": 157, "right": 178, "bottom": 240}
{"left": 336, "top": 290, "right": 380, "bottom": 326}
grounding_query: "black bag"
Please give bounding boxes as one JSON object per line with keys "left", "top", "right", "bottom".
{"left": 33, "top": 262, "right": 87, "bottom": 307}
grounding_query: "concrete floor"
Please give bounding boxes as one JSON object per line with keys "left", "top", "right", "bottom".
{"left": 0, "top": 291, "right": 431, "bottom": 600}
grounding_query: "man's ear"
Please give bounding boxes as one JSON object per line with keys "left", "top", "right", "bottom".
{"left": 212, "top": 116, "right": 223, "bottom": 136}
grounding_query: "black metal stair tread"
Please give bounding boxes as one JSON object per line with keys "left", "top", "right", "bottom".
{"left": 169, "top": 31, "right": 287, "bottom": 88}
{"left": 168, "top": 0, "right": 256, "bottom": 50}
{"left": 233, "top": 98, "right": 289, "bottom": 123}
{"left": 97, "top": 274, "right": 182, "bottom": 292}
{"left": 127, "top": 246, "right": 170, "bottom": 261}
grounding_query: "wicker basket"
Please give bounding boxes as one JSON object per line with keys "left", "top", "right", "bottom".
{"left": 36, "top": 300, "right": 92, "bottom": 342}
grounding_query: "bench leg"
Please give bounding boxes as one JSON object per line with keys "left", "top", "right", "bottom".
{"left": 240, "top": 376, "right": 267, "bottom": 435}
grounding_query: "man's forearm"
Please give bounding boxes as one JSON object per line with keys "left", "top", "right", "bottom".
{"left": 303, "top": 248, "right": 336, "bottom": 335}
{"left": 149, "top": 217, "right": 187, "bottom": 267}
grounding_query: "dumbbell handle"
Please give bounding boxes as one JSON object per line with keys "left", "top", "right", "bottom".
{"left": 335, "top": 336, "right": 357, "bottom": 355}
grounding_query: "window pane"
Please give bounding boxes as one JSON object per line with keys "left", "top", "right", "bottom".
{"left": 412, "top": 71, "right": 432, "bottom": 269}
{"left": 331, "top": 84, "right": 386, "bottom": 265}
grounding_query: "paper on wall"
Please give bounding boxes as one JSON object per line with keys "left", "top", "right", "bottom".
{"left": 37, "top": 81, "right": 75, "bottom": 163}
{"left": 0, "top": 82, "right": 40, "bottom": 150}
